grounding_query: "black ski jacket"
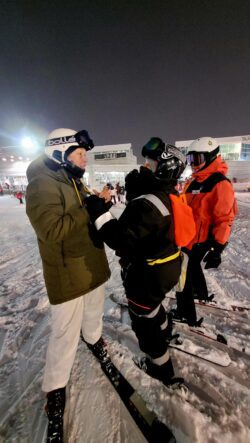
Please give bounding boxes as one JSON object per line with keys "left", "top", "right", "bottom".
{"left": 86, "top": 167, "right": 181, "bottom": 313}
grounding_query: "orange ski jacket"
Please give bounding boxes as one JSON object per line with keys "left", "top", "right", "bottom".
{"left": 183, "top": 156, "right": 237, "bottom": 250}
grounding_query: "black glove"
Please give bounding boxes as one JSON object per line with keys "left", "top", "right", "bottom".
{"left": 125, "top": 167, "right": 156, "bottom": 201}
{"left": 125, "top": 169, "right": 140, "bottom": 202}
{"left": 203, "top": 241, "right": 225, "bottom": 269}
{"left": 85, "top": 195, "right": 110, "bottom": 223}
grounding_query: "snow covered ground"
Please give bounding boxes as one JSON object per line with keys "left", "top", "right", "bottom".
{"left": 0, "top": 194, "right": 249, "bottom": 443}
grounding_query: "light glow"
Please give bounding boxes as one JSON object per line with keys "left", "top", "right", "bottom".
{"left": 21, "top": 137, "right": 35, "bottom": 150}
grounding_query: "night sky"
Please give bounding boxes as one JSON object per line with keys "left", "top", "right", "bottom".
{"left": 0, "top": 0, "right": 249, "bottom": 160}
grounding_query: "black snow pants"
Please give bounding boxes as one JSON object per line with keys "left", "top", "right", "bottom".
{"left": 176, "top": 243, "right": 209, "bottom": 325}
{"left": 122, "top": 257, "right": 181, "bottom": 359}
{"left": 129, "top": 305, "right": 169, "bottom": 359}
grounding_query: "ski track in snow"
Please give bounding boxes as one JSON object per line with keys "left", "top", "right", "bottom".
{"left": 0, "top": 194, "right": 250, "bottom": 443}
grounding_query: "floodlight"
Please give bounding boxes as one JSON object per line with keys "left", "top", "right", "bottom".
{"left": 21, "top": 137, "right": 35, "bottom": 150}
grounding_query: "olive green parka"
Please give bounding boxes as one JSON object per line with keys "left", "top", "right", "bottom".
{"left": 26, "top": 155, "right": 110, "bottom": 304}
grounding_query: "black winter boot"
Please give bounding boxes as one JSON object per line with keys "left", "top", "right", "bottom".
{"left": 136, "top": 356, "right": 184, "bottom": 387}
{"left": 46, "top": 387, "right": 66, "bottom": 442}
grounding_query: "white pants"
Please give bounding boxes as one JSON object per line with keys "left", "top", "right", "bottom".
{"left": 42, "top": 284, "right": 105, "bottom": 393}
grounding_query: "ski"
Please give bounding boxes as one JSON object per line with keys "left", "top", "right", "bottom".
{"left": 110, "top": 293, "right": 250, "bottom": 314}
{"left": 81, "top": 337, "right": 176, "bottom": 443}
{"left": 196, "top": 300, "right": 250, "bottom": 313}
{"left": 166, "top": 295, "right": 250, "bottom": 314}
{"left": 168, "top": 334, "right": 231, "bottom": 367}
{"left": 186, "top": 326, "right": 227, "bottom": 345}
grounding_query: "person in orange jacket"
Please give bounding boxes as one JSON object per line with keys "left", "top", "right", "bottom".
{"left": 175, "top": 137, "right": 237, "bottom": 326}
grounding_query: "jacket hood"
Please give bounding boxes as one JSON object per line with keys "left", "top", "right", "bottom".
{"left": 192, "top": 155, "right": 228, "bottom": 182}
{"left": 26, "top": 154, "right": 70, "bottom": 185}
{"left": 125, "top": 166, "right": 177, "bottom": 201}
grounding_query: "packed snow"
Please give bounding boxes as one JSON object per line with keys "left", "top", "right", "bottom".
{"left": 0, "top": 192, "right": 249, "bottom": 443}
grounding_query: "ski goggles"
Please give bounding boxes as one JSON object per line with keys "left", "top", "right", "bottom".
{"left": 186, "top": 152, "right": 207, "bottom": 166}
{"left": 141, "top": 138, "right": 165, "bottom": 159}
{"left": 74, "top": 130, "right": 94, "bottom": 150}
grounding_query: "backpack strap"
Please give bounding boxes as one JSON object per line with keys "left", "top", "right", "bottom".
{"left": 186, "top": 172, "right": 231, "bottom": 194}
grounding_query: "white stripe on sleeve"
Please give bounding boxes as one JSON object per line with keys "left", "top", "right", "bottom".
{"left": 95, "top": 211, "right": 114, "bottom": 230}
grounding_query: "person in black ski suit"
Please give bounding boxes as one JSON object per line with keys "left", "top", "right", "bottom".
{"left": 85, "top": 139, "right": 187, "bottom": 386}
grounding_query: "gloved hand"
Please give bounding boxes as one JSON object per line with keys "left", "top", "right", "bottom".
{"left": 125, "top": 169, "right": 140, "bottom": 202}
{"left": 84, "top": 195, "right": 110, "bottom": 223}
{"left": 125, "top": 167, "right": 158, "bottom": 202}
{"left": 203, "top": 241, "right": 225, "bottom": 269}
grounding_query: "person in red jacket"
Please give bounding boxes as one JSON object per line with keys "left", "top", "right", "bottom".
{"left": 16, "top": 191, "right": 24, "bottom": 204}
{"left": 175, "top": 137, "right": 237, "bottom": 326}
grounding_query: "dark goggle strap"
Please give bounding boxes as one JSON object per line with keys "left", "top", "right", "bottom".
{"left": 163, "top": 145, "right": 186, "bottom": 165}
{"left": 45, "top": 130, "right": 94, "bottom": 151}
{"left": 45, "top": 135, "right": 77, "bottom": 147}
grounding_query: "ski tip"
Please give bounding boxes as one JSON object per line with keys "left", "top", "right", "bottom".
{"left": 216, "top": 334, "right": 228, "bottom": 345}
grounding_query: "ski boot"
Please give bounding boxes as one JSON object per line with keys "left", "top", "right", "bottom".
{"left": 135, "top": 356, "right": 184, "bottom": 388}
{"left": 194, "top": 293, "right": 215, "bottom": 303}
{"left": 84, "top": 337, "right": 109, "bottom": 362}
{"left": 169, "top": 308, "right": 203, "bottom": 327}
{"left": 46, "top": 387, "right": 66, "bottom": 442}
{"left": 83, "top": 336, "right": 119, "bottom": 381}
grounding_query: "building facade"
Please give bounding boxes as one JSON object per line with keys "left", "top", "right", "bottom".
{"left": 85, "top": 143, "right": 137, "bottom": 190}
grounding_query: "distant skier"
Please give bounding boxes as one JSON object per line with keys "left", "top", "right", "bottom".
{"left": 115, "top": 182, "right": 121, "bottom": 202}
{"left": 119, "top": 184, "right": 126, "bottom": 204}
{"left": 110, "top": 185, "right": 117, "bottom": 204}
{"left": 16, "top": 191, "right": 24, "bottom": 204}
{"left": 85, "top": 138, "right": 195, "bottom": 386}
{"left": 174, "top": 137, "right": 237, "bottom": 326}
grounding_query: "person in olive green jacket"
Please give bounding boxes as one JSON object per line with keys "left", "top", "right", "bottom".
{"left": 26, "top": 128, "right": 111, "bottom": 442}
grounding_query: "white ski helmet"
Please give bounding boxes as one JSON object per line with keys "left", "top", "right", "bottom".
{"left": 187, "top": 137, "right": 219, "bottom": 168}
{"left": 187, "top": 137, "right": 219, "bottom": 153}
{"left": 45, "top": 128, "right": 94, "bottom": 164}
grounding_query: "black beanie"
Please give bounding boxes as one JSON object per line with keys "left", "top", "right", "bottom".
{"left": 64, "top": 145, "right": 81, "bottom": 160}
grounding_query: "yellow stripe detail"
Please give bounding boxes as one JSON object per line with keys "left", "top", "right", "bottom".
{"left": 146, "top": 250, "right": 180, "bottom": 266}
{"left": 72, "top": 179, "right": 83, "bottom": 207}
